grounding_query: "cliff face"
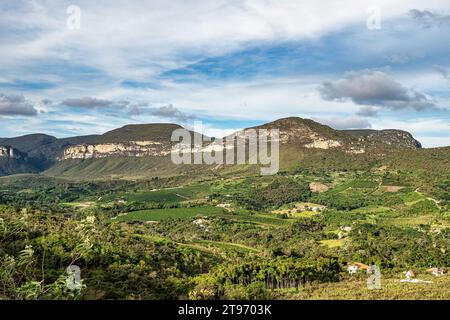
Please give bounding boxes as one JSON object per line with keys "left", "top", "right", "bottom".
{"left": 0, "top": 146, "right": 26, "bottom": 160}
{"left": 0, "top": 145, "right": 38, "bottom": 176}
{"left": 61, "top": 141, "right": 172, "bottom": 160}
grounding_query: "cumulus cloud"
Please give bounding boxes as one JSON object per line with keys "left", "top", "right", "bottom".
{"left": 318, "top": 70, "right": 437, "bottom": 111}
{"left": 434, "top": 65, "right": 450, "bottom": 80}
{"left": 312, "top": 116, "right": 372, "bottom": 130}
{"left": 149, "top": 104, "right": 197, "bottom": 122}
{"left": 409, "top": 9, "right": 450, "bottom": 28}
{"left": 59, "top": 96, "right": 196, "bottom": 122}
{"left": 356, "top": 106, "right": 379, "bottom": 117}
{"left": 41, "top": 98, "right": 52, "bottom": 106}
{"left": 128, "top": 105, "right": 140, "bottom": 116}
{"left": 62, "top": 97, "right": 113, "bottom": 108}
{"left": 387, "top": 54, "right": 410, "bottom": 64}
{"left": 4, "top": 1, "right": 445, "bottom": 81}
{"left": 0, "top": 93, "right": 38, "bottom": 116}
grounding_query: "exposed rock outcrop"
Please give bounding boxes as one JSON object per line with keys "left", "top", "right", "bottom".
{"left": 343, "top": 129, "right": 422, "bottom": 149}
{"left": 0, "top": 146, "right": 26, "bottom": 159}
{"left": 61, "top": 141, "right": 171, "bottom": 160}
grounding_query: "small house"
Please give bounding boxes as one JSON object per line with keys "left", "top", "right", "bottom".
{"left": 427, "top": 267, "right": 445, "bottom": 277}
{"left": 348, "top": 262, "right": 369, "bottom": 274}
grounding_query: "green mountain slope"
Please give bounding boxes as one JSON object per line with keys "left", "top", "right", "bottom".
{"left": 97, "top": 123, "right": 184, "bottom": 143}
{"left": 0, "top": 117, "right": 439, "bottom": 179}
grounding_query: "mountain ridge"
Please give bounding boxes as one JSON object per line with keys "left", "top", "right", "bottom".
{"left": 0, "top": 117, "right": 429, "bottom": 178}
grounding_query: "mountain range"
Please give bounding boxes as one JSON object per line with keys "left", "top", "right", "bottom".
{"left": 0, "top": 117, "right": 427, "bottom": 178}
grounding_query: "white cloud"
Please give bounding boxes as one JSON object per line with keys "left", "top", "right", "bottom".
{"left": 319, "top": 70, "right": 438, "bottom": 110}
{"left": 2, "top": 0, "right": 450, "bottom": 79}
{"left": 0, "top": 93, "right": 38, "bottom": 116}
{"left": 62, "top": 97, "right": 113, "bottom": 108}
{"left": 130, "top": 77, "right": 359, "bottom": 121}
{"left": 312, "top": 116, "right": 372, "bottom": 129}
{"left": 372, "top": 117, "right": 450, "bottom": 134}
{"left": 414, "top": 136, "right": 450, "bottom": 148}
{"left": 356, "top": 106, "right": 379, "bottom": 117}
{"left": 200, "top": 126, "right": 242, "bottom": 139}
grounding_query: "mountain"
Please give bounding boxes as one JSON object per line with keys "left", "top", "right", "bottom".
{"left": 97, "top": 123, "right": 184, "bottom": 143}
{"left": 59, "top": 124, "right": 187, "bottom": 161}
{"left": 42, "top": 123, "right": 209, "bottom": 179}
{"left": 238, "top": 117, "right": 424, "bottom": 172}
{"left": 251, "top": 117, "right": 361, "bottom": 151}
{"left": 0, "top": 133, "right": 100, "bottom": 170}
{"left": 0, "top": 117, "right": 430, "bottom": 178}
{"left": 0, "top": 134, "right": 57, "bottom": 154}
{"left": 253, "top": 117, "right": 421, "bottom": 151}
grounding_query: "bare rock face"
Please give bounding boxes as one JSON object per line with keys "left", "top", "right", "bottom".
{"left": 0, "top": 145, "right": 36, "bottom": 176}
{"left": 366, "top": 130, "right": 422, "bottom": 149}
{"left": 61, "top": 141, "right": 172, "bottom": 160}
{"left": 342, "top": 129, "right": 422, "bottom": 149}
{"left": 304, "top": 136, "right": 342, "bottom": 149}
{"left": 0, "top": 146, "right": 13, "bottom": 158}
{"left": 60, "top": 123, "right": 196, "bottom": 160}
{"left": 0, "top": 146, "right": 26, "bottom": 159}
{"left": 250, "top": 117, "right": 360, "bottom": 151}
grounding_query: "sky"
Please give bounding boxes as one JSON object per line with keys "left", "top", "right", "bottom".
{"left": 0, "top": 0, "right": 449, "bottom": 147}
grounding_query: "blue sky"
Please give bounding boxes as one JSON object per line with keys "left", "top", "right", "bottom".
{"left": 0, "top": 0, "right": 449, "bottom": 147}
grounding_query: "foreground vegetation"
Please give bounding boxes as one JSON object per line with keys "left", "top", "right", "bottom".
{"left": 0, "top": 159, "right": 449, "bottom": 299}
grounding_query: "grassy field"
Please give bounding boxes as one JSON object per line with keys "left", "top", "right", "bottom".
{"left": 101, "top": 184, "right": 210, "bottom": 204}
{"left": 217, "top": 212, "right": 295, "bottom": 227}
{"left": 401, "top": 191, "right": 427, "bottom": 205}
{"left": 350, "top": 206, "right": 391, "bottom": 214}
{"left": 320, "top": 239, "right": 347, "bottom": 248}
{"left": 289, "top": 210, "right": 320, "bottom": 218}
{"left": 189, "top": 240, "right": 261, "bottom": 254}
{"left": 382, "top": 214, "right": 437, "bottom": 227}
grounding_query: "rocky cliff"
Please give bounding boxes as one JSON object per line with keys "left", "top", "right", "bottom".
{"left": 0, "top": 146, "right": 27, "bottom": 160}
{"left": 0, "top": 145, "right": 37, "bottom": 175}
{"left": 61, "top": 141, "right": 171, "bottom": 160}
